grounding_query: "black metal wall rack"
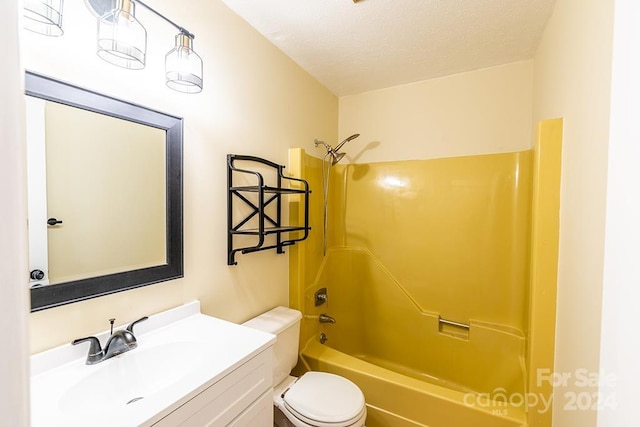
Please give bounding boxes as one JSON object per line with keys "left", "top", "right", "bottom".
{"left": 227, "top": 154, "right": 310, "bottom": 265}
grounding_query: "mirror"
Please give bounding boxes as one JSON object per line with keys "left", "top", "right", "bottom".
{"left": 26, "top": 71, "right": 184, "bottom": 312}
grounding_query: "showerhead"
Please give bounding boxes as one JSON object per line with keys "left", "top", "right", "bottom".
{"left": 330, "top": 151, "right": 347, "bottom": 165}
{"left": 330, "top": 133, "right": 359, "bottom": 165}
{"left": 313, "top": 134, "right": 360, "bottom": 165}
{"left": 334, "top": 133, "right": 360, "bottom": 152}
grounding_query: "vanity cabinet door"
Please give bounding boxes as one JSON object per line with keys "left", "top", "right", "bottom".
{"left": 227, "top": 390, "right": 273, "bottom": 426}
{"left": 152, "top": 348, "right": 273, "bottom": 426}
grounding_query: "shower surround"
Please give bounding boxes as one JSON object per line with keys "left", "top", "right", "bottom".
{"left": 288, "top": 121, "right": 561, "bottom": 426}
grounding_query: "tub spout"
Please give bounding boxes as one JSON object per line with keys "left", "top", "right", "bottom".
{"left": 319, "top": 313, "right": 336, "bottom": 324}
{"left": 320, "top": 333, "right": 328, "bottom": 344}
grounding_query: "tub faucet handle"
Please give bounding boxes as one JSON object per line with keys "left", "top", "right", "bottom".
{"left": 314, "top": 287, "right": 328, "bottom": 306}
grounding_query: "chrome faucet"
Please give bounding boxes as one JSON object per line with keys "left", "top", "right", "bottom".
{"left": 72, "top": 316, "right": 148, "bottom": 365}
{"left": 319, "top": 313, "right": 336, "bottom": 324}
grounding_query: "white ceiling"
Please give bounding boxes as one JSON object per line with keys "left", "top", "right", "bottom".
{"left": 219, "top": 0, "right": 557, "bottom": 96}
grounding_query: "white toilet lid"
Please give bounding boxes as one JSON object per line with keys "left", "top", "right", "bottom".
{"left": 283, "top": 372, "right": 365, "bottom": 426}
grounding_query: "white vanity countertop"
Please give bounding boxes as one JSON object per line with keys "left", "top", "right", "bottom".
{"left": 30, "top": 301, "right": 276, "bottom": 427}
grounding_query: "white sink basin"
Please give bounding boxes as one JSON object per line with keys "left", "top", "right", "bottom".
{"left": 58, "top": 341, "right": 205, "bottom": 413}
{"left": 30, "top": 301, "right": 275, "bottom": 427}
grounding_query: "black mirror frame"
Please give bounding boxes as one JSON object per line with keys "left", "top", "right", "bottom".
{"left": 26, "top": 71, "right": 184, "bottom": 312}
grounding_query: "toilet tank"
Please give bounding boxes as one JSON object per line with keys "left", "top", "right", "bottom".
{"left": 242, "top": 306, "right": 302, "bottom": 386}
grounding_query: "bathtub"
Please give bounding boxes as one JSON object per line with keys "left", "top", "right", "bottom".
{"left": 296, "top": 248, "right": 528, "bottom": 427}
{"left": 300, "top": 340, "right": 526, "bottom": 427}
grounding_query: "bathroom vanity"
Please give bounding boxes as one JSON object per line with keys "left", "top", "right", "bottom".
{"left": 30, "top": 301, "right": 275, "bottom": 426}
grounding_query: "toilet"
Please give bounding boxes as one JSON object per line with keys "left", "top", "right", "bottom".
{"left": 243, "top": 306, "right": 367, "bottom": 427}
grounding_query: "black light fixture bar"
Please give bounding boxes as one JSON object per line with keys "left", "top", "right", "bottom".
{"left": 135, "top": 0, "right": 194, "bottom": 39}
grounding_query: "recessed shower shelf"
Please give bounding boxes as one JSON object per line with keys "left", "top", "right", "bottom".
{"left": 227, "top": 154, "right": 310, "bottom": 265}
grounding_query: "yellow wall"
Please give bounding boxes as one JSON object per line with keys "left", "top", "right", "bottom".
{"left": 288, "top": 149, "right": 325, "bottom": 308}
{"left": 338, "top": 60, "right": 534, "bottom": 163}
{"left": 335, "top": 153, "right": 532, "bottom": 330}
{"left": 532, "top": 0, "right": 615, "bottom": 425}
{"left": 309, "top": 247, "right": 528, "bottom": 397}
{"left": 23, "top": 0, "right": 338, "bottom": 353}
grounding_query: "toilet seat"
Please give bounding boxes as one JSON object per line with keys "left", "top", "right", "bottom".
{"left": 282, "top": 372, "right": 366, "bottom": 427}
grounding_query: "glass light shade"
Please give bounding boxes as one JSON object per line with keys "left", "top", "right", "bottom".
{"left": 165, "top": 33, "right": 203, "bottom": 94}
{"left": 97, "top": 0, "right": 147, "bottom": 69}
{"left": 23, "top": 0, "right": 64, "bottom": 37}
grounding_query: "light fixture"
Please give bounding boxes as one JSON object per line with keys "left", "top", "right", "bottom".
{"left": 23, "top": 0, "right": 64, "bottom": 37}
{"left": 96, "top": 0, "right": 203, "bottom": 92}
{"left": 97, "top": 0, "right": 147, "bottom": 70}
{"left": 25, "top": 0, "right": 204, "bottom": 94}
{"left": 165, "top": 32, "right": 203, "bottom": 93}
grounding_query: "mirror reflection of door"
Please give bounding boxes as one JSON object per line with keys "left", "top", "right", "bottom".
{"left": 26, "top": 97, "right": 50, "bottom": 287}
{"left": 27, "top": 97, "right": 167, "bottom": 285}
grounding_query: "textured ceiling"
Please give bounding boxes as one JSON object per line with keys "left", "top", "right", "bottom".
{"left": 219, "top": 0, "right": 557, "bottom": 96}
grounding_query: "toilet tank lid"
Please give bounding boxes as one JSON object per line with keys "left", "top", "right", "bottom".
{"left": 242, "top": 306, "right": 302, "bottom": 335}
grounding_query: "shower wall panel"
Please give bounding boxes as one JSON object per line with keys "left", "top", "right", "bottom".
{"left": 290, "top": 149, "right": 534, "bottom": 400}
{"left": 331, "top": 152, "right": 533, "bottom": 331}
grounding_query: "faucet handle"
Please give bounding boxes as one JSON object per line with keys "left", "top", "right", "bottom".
{"left": 126, "top": 316, "right": 149, "bottom": 334}
{"left": 72, "top": 336, "right": 104, "bottom": 365}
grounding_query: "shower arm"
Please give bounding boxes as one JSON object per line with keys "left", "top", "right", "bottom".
{"left": 314, "top": 139, "right": 334, "bottom": 154}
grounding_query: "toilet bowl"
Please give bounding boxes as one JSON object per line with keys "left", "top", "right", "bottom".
{"left": 243, "top": 306, "right": 366, "bottom": 427}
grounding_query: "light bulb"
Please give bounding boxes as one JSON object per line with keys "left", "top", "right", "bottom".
{"left": 23, "top": 0, "right": 64, "bottom": 36}
{"left": 165, "top": 33, "right": 203, "bottom": 94}
{"left": 97, "top": 0, "right": 147, "bottom": 69}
